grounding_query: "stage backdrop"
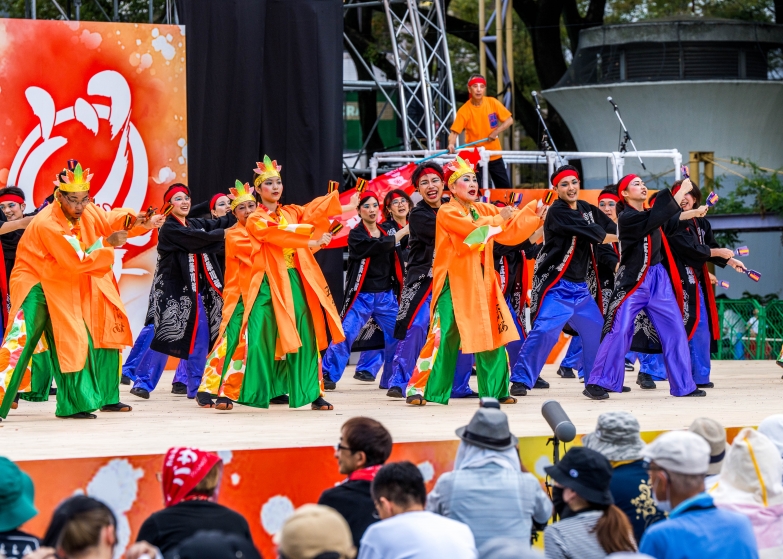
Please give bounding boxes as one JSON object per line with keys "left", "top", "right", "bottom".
{"left": 0, "top": 18, "right": 187, "bottom": 338}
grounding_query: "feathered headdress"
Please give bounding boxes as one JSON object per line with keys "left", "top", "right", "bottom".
{"left": 229, "top": 180, "right": 255, "bottom": 210}
{"left": 254, "top": 155, "right": 282, "bottom": 187}
{"left": 444, "top": 156, "right": 475, "bottom": 186}
{"left": 54, "top": 160, "right": 93, "bottom": 193}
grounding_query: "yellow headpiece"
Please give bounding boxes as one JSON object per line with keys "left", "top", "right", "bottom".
{"left": 54, "top": 162, "right": 93, "bottom": 193}
{"left": 253, "top": 155, "right": 282, "bottom": 187}
{"left": 445, "top": 156, "right": 475, "bottom": 186}
{"left": 229, "top": 180, "right": 256, "bottom": 210}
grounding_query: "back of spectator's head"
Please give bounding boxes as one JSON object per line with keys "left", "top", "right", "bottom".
{"left": 0, "top": 457, "right": 37, "bottom": 532}
{"left": 277, "top": 504, "right": 356, "bottom": 559}
{"left": 758, "top": 414, "right": 783, "bottom": 461}
{"left": 340, "top": 417, "right": 392, "bottom": 473}
{"left": 371, "top": 461, "right": 426, "bottom": 518}
{"left": 171, "top": 530, "right": 262, "bottom": 559}
{"left": 41, "top": 496, "right": 116, "bottom": 558}
{"left": 713, "top": 427, "right": 783, "bottom": 506}
{"left": 583, "top": 411, "right": 645, "bottom": 462}
{"left": 162, "top": 447, "right": 223, "bottom": 507}
{"left": 688, "top": 417, "right": 728, "bottom": 476}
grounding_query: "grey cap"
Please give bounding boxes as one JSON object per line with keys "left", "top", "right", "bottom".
{"left": 456, "top": 407, "right": 518, "bottom": 451}
{"left": 643, "top": 431, "right": 711, "bottom": 475}
{"left": 582, "top": 411, "right": 645, "bottom": 462}
{"left": 689, "top": 417, "right": 728, "bottom": 476}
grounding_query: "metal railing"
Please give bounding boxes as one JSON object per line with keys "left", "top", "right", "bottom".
{"left": 714, "top": 298, "right": 783, "bottom": 360}
{"left": 370, "top": 148, "right": 683, "bottom": 189}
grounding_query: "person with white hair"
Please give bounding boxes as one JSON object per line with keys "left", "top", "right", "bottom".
{"left": 712, "top": 428, "right": 783, "bottom": 559}
{"left": 639, "top": 431, "right": 758, "bottom": 559}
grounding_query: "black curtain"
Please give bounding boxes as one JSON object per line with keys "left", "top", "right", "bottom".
{"left": 175, "top": 0, "right": 344, "bottom": 306}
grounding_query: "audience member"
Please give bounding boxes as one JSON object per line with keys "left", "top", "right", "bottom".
{"left": 427, "top": 407, "right": 550, "bottom": 548}
{"left": 359, "top": 461, "right": 478, "bottom": 559}
{"left": 136, "top": 447, "right": 251, "bottom": 557}
{"left": 277, "top": 504, "right": 356, "bottom": 559}
{"left": 543, "top": 447, "right": 636, "bottom": 559}
{"left": 583, "top": 411, "right": 665, "bottom": 543}
{"left": 758, "top": 415, "right": 783, "bottom": 470}
{"left": 478, "top": 537, "right": 543, "bottom": 559}
{"left": 0, "top": 458, "right": 40, "bottom": 559}
{"left": 639, "top": 431, "right": 759, "bottom": 559}
{"left": 170, "top": 530, "right": 261, "bottom": 559}
{"left": 34, "top": 496, "right": 117, "bottom": 559}
{"left": 688, "top": 417, "right": 728, "bottom": 489}
{"left": 712, "top": 428, "right": 783, "bottom": 559}
{"left": 319, "top": 418, "right": 393, "bottom": 548}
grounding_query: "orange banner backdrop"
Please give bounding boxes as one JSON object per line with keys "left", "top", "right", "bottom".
{"left": 0, "top": 18, "right": 187, "bottom": 337}
{"left": 15, "top": 426, "right": 746, "bottom": 558}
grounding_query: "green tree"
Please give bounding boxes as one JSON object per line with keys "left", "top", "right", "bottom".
{"left": 0, "top": 0, "right": 172, "bottom": 23}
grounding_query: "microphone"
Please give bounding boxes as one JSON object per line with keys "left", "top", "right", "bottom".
{"left": 541, "top": 400, "right": 576, "bottom": 442}
{"left": 607, "top": 96, "right": 618, "bottom": 110}
{"left": 532, "top": 90, "right": 541, "bottom": 109}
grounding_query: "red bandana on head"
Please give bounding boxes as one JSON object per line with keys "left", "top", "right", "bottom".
{"left": 164, "top": 186, "right": 189, "bottom": 204}
{"left": 209, "top": 193, "right": 226, "bottom": 211}
{"left": 551, "top": 169, "right": 579, "bottom": 187}
{"left": 162, "top": 447, "right": 221, "bottom": 507}
{"left": 468, "top": 76, "right": 486, "bottom": 88}
{"left": 0, "top": 194, "right": 24, "bottom": 205}
{"left": 617, "top": 174, "right": 639, "bottom": 198}
{"left": 598, "top": 192, "right": 620, "bottom": 203}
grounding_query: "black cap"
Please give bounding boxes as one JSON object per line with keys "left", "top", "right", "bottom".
{"left": 171, "top": 531, "right": 261, "bottom": 559}
{"left": 544, "top": 447, "right": 614, "bottom": 506}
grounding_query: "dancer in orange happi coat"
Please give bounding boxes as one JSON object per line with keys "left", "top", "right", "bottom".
{"left": 406, "top": 155, "right": 545, "bottom": 406}
{"left": 0, "top": 161, "right": 163, "bottom": 419}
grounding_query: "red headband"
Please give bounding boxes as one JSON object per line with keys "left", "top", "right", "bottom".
{"left": 209, "top": 193, "right": 227, "bottom": 211}
{"left": 389, "top": 191, "right": 404, "bottom": 201}
{"left": 468, "top": 76, "right": 486, "bottom": 88}
{"left": 617, "top": 174, "right": 639, "bottom": 197}
{"left": 0, "top": 194, "right": 25, "bottom": 205}
{"left": 671, "top": 183, "right": 682, "bottom": 196}
{"left": 162, "top": 447, "right": 221, "bottom": 508}
{"left": 598, "top": 192, "right": 619, "bottom": 203}
{"left": 165, "top": 186, "right": 189, "bottom": 204}
{"left": 416, "top": 168, "right": 444, "bottom": 187}
{"left": 551, "top": 169, "right": 579, "bottom": 187}
{"left": 358, "top": 191, "right": 379, "bottom": 206}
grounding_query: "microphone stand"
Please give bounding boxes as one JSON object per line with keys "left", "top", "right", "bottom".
{"left": 531, "top": 91, "right": 563, "bottom": 166}
{"left": 607, "top": 97, "right": 646, "bottom": 171}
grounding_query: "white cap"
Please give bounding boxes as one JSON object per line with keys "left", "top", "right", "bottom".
{"left": 643, "top": 431, "right": 711, "bottom": 475}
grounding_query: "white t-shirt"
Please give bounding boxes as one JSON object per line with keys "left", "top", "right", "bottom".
{"left": 358, "top": 510, "right": 478, "bottom": 559}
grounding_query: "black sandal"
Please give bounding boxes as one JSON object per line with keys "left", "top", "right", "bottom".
{"left": 215, "top": 397, "right": 234, "bottom": 411}
{"left": 405, "top": 394, "right": 426, "bottom": 406}
{"left": 196, "top": 392, "right": 215, "bottom": 408}
{"left": 101, "top": 402, "right": 132, "bottom": 412}
{"left": 311, "top": 397, "right": 333, "bottom": 410}
{"left": 59, "top": 412, "right": 97, "bottom": 419}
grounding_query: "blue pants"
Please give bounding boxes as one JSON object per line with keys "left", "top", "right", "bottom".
{"left": 511, "top": 280, "right": 604, "bottom": 389}
{"left": 323, "top": 291, "right": 399, "bottom": 383}
{"left": 589, "top": 264, "right": 695, "bottom": 396}
{"left": 386, "top": 294, "right": 473, "bottom": 396}
{"left": 131, "top": 296, "right": 209, "bottom": 397}
{"left": 639, "top": 353, "right": 667, "bottom": 380}
{"left": 561, "top": 336, "right": 583, "bottom": 377}
{"left": 690, "top": 283, "right": 711, "bottom": 384}
{"left": 505, "top": 295, "right": 525, "bottom": 370}
{"left": 123, "top": 324, "right": 188, "bottom": 384}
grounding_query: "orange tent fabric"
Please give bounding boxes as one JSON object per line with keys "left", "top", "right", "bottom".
{"left": 431, "top": 199, "right": 542, "bottom": 354}
{"left": 9, "top": 202, "right": 148, "bottom": 372}
{"left": 244, "top": 192, "right": 345, "bottom": 359}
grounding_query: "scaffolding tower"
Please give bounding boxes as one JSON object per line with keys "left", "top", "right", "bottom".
{"left": 343, "top": 0, "right": 456, "bottom": 178}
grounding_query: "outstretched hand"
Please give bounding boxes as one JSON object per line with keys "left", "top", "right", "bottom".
{"left": 500, "top": 206, "right": 515, "bottom": 220}
{"left": 107, "top": 230, "right": 129, "bottom": 247}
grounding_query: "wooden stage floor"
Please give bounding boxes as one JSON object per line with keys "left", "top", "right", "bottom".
{"left": 2, "top": 360, "right": 781, "bottom": 462}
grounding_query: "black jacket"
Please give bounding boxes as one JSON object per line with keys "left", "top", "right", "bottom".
{"left": 494, "top": 240, "right": 541, "bottom": 337}
{"left": 147, "top": 214, "right": 233, "bottom": 358}
{"left": 318, "top": 480, "right": 378, "bottom": 549}
{"left": 341, "top": 222, "right": 398, "bottom": 317}
{"left": 136, "top": 500, "right": 252, "bottom": 558}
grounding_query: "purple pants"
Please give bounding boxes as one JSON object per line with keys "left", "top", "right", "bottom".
{"left": 123, "top": 323, "right": 188, "bottom": 384}
{"left": 588, "top": 264, "right": 695, "bottom": 396}
{"left": 690, "top": 282, "right": 712, "bottom": 384}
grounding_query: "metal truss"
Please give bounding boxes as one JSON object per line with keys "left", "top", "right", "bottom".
{"left": 25, "top": 0, "right": 176, "bottom": 24}
{"left": 343, "top": 0, "right": 456, "bottom": 178}
{"left": 482, "top": 0, "right": 513, "bottom": 111}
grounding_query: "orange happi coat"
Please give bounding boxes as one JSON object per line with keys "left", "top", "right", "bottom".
{"left": 244, "top": 192, "right": 345, "bottom": 359}
{"left": 9, "top": 202, "right": 148, "bottom": 373}
{"left": 432, "top": 199, "right": 542, "bottom": 354}
{"left": 218, "top": 221, "right": 256, "bottom": 336}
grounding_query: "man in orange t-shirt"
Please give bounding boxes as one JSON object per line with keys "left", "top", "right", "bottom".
{"left": 448, "top": 74, "right": 513, "bottom": 189}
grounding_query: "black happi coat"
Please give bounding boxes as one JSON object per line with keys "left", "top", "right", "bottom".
{"left": 602, "top": 190, "right": 682, "bottom": 352}
{"left": 394, "top": 199, "right": 440, "bottom": 340}
{"left": 529, "top": 199, "right": 616, "bottom": 332}
{"left": 660, "top": 216, "right": 727, "bottom": 353}
{"left": 494, "top": 240, "right": 542, "bottom": 338}
{"left": 147, "top": 214, "right": 233, "bottom": 358}
{"left": 595, "top": 242, "right": 620, "bottom": 314}
{"left": 352, "top": 219, "right": 409, "bottom": 351}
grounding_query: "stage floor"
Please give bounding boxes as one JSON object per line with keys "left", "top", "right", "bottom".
{"left": 2, "top": 360, "right": 781, "bottom": 462}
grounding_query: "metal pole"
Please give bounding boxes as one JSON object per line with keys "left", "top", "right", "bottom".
{"left": 496, "top": 0, "right": 502, "bottom": 94}
{"left": 32, "top": 0, "right": 36, "bottom": 19}
{"left": 149, "top": 0, "right": 154, "bottom": 23}
{"left": 113, "top": 0, "right": 118, "bottom": 21}
{"left": 479, "top": 0, "right": 486, "bottom": 78}
{"left": 75, "top": 0, "right": 81, "bottom": 20}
